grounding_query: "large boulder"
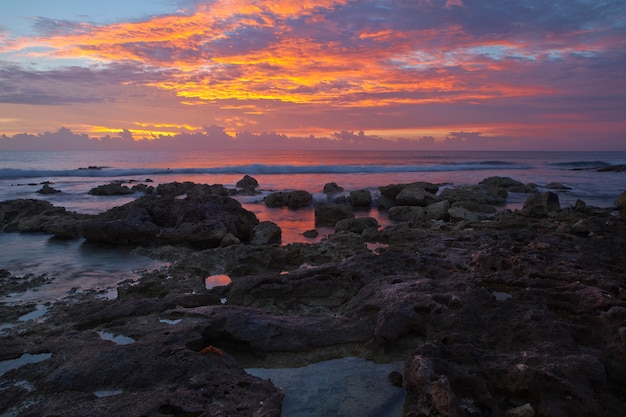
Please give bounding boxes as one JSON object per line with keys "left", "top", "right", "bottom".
{"left": 323, "top": 182, "right": 344, "bottom": 194}
{"left": 264, "top": 190, "right": 313, "bottom": 209}
{"left": 521, "top": 192, "right": 560, "bottom": 217}
{"left": 314, "top": 203, "right": 354, "bottom": 226}
{"left": 349, "top": 189, "right": 372, "bottom": 208}
{"left": 396, "top": 188, "right": 438, "bottom": 207}
{"left": 236, "top": 175, "right": 259, "bottom": 194}
{"left": 250, "top": 221, "right": 282, "bottom": 245}
{"left": 379, "top": 182, "right": 439, "bottom": 200}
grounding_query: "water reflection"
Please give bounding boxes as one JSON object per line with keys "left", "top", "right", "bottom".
{"left": 247, "top": 357, "right": 405, "bottom": 417}
{"left": 205, "top": 274, "right": 232, "bottom": 289}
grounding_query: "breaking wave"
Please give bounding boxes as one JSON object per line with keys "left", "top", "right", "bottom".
{"left": 0, "top": 160, "right": 532, "bottom": 180}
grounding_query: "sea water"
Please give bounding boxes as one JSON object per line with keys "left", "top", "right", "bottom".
{"left": 1, "top": 149, "right": 624, "bottom": 300}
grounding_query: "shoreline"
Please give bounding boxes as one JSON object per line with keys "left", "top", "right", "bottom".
{"left": 1, "top": 176, "right": 626, "bottom": 416}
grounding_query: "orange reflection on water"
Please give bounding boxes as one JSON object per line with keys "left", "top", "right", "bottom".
{"left": 205, "top": 274, "right": 232, "bottom": 289}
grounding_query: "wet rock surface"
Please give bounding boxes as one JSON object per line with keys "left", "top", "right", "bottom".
{"left": 1, "top": 178, "right": 625, "bottom": 416}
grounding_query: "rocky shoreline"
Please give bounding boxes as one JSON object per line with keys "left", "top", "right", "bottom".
{"left": 1, "top": 176, "right": 625, "bottom": 417}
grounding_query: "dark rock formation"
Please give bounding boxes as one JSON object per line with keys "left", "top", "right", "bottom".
{"left": 323, "top": 182, "right": 344, "bottom": 194}
{"left": 88, "top": 182, "right": 133, "bottom": 196}
{"left": 236, "top": 174, "right": 259, "bottom": 194}
{"left": 335, "top": 217, "right": 379, "bottom": 234}
{"left": 264, "top": 190, "right": 313, "bottom": 209}
{"left": 521, "top": 191, "right": 560, "bottom": 217}
{"left": 314, "top": 202, "right": 355, "bottom": 226}
{"left": 0, "top": 199, "right": 85, "bottom": 238}
{"left": 250, "top": 221, "right": 282, "bottom": 245}
{"left": 349, "top": 189, "right": 372, "bottom": 208}
{"left": 36, "top": 184, "right": 61, "bottom": 194}
{"left": 80, "top": 192, "right": 259, "bottom": 247}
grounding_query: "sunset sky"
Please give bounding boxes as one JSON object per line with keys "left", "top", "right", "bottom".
{"left": 0, "top": 0, "right": 625, "bottom": 150}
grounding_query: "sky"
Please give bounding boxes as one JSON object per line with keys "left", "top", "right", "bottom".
{"left": 0, "top": 0, "right": 625, "bottom": 151}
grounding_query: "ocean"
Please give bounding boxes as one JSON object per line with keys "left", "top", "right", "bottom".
{"left": 1, "top": 149, "right": 625, "bottom": 304}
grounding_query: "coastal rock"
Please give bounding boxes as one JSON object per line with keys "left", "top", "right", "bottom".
{"left": 36, "top": 184, "right": 61, "bottom": 194}
{"left": 264, "top": 190, "right": 313, "bottom": 209}
{"left": 387, "top": 206, "right": 424, "bottom": 222}
{"left": 479, "top": 176, "right": 535, "bottom": 193}
{"left": 448, "top": 206, "right": 487, "bottom": 222}
{"left": 335, "top": 217, "right": 379, "bottom": 234}
{"left": 396, "top": 187, "right": 438, "bottom": 207}
{"left": 88, "top": 182, "right": 133, "bottom": 196}
{"left": 80, "top": 192, "right": 259, "bottom": 246}
{"left": 545, "top": 181, "right": 571, "bottom": 190}
{"left": 314, "top": 202, "right": 354, "bottom": 226}
{"left": 3, "top": 180, "right": 626, "bottom": 417}
{"left": 616, "top": 190, "right": 626, "bottom": 209}
{"left": 379, "top": 182, "right": 439, "bottom": 201}
{"left": 406, "top": 201, "right": 451, "bottom": 225}
{"left": 438, "top": 185, "right": 507, "bottom": 206}
{"left": 130, "top": 183, "right": 154, "bottom": 194}
{"left": 349, "top": 189, "right": 372, "bottom": 208}
{"left": 0, "top": 199, "right": 84, "bottom": 237}
{"left": 617, "top": 190, "right": 626, "bottom": 219}
{"left": 521, "top": 191, "right": 560, "bottom": 217}
{"left": 236, "top": 174, "right": 259, "bottom": 194}
{"left": 323, "top": 182, "right": 344, "bottom": 194}
{"left": 250, "top": 221, "right": 282, "bottom": 245}
{"left": 156, "top": 181, "right": 231, "bottom": 197}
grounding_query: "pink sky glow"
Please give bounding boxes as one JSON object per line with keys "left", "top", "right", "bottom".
{"left": 0, "top": 0, "right": 625, "bottom": 150}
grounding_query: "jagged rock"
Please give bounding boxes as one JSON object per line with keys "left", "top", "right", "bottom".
{"left": 80, "top": 192, "right": 258, "bottom": 246}
{"left": 349, "top": 189, "right": 372, "bottom": 208}
{"left": 88, "top": 182, "right": 133, "bottom": 195}
{"left": 130, "top": 183, "right": 154, "bottom": 194}
{"left": 480, "top": 176, "right": 535, "bottom": 193}
{"left": 0, "top": 199, "right": 84, "bottom": 237}
{"left": 439, "top": 185, "right": 507, "bottom": 206}
{"left": 37, "top": 184, "right": 61, "bottom": 194}
{"left": 314, "top": 202, "right": 354, "bottom": 226}
{"left": 250, "top": 221, "right": 282, "bottom": 245}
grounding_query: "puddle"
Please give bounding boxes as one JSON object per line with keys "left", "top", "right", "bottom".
{"left": 246, "top": 357, "right": 405, "bottom": 417}
{"left": 0, "top": 353, "right": 52, "bottom": 377}
{"left": 98, "top": 331, "right": 135, "bottom": 345}
{"left": 366, "top": 242, "right": 390, "bottom": 254}
{"left": 492, "top": 291, "right": 512, "bottom": 301}
{"left": 205, "top": 274, "right": 231, "bottom": 289}
{"left": 158, "top": 318, "right": 182, "bottom": 325}
{"left": 18, "top": 305, "right": 48, "bottom": 322}
{"left": 94, "top": 389, "right": 124, "bottom": 397}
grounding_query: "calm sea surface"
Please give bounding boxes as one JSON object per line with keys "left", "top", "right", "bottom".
{"left": 1, "top": 150, "right": 625, "bottom": 304}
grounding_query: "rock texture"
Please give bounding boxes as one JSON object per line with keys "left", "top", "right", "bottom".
{"left": 1, "top": 179, "right": 626, "bottom": 417}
